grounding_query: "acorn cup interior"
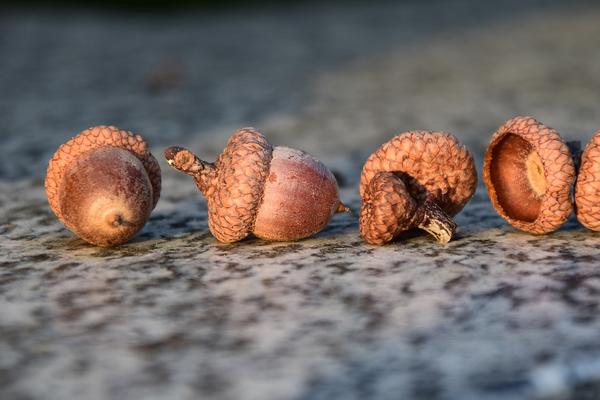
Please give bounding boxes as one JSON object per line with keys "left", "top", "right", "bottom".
{"left": 489, "top": 133, "right": 546, "bottom": 223}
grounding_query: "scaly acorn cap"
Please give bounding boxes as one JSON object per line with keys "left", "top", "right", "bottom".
{"left": 575, "top": 130, "right": 600, "bottom": 230}
{"left": 45, "top": 126, "right": 161, "bottom": 231}
{"left": 208, "top": 128, "right": 273, "bottom": 243}
{"left": 360, "top": 172, "right": 419, "bottom": 244}
{"left": 360, "top": 131, "right": 477, "bottom": 244}
{"left": 483, "top": 116, "right": 575, "bottom": 234}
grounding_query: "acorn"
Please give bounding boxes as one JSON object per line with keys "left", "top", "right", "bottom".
{"left": 45, "top": 126, "right": 161, "bottom": 247}
{"left": 359, "top": 131, "right": 477, "bottom": 245}
{"left": 575, "top": 130, "right": 600, "bottom": 230}
{"left": 164, "top": 127, "right": 348, "bottom": 243}
{"left": 483, "top": 116, "right": 575, "bottom": 234}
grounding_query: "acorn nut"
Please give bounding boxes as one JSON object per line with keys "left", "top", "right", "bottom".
{"left": 164, "top": 127, "right": 348, "bottom": 243}
{"left": 45, "top": 126, "right": 161, "bottom": 247}
{"left": 359, "top": 131, "right": 477, "bottom": 245}
{"left": 575, "top": 130, "right": 600, "bottom": 230}
{"left": 483, "top": 116, "right": 575, "bottom": 234}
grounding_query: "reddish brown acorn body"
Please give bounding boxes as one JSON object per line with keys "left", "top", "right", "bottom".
{"left": 253, "top": 147, "right": 342, "bottom": 240}
{"left": 45, "top": 126, "right": 161, "bottom": 247}
{"left": 359, "top": 131, "right": 477, "bottom": 245}
{"left": 483, "top": 116, "right": 575, "bottom": 234}
{"left": 165, "top": 127, "right": 347, "bottom": 243}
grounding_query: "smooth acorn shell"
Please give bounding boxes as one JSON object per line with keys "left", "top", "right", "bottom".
{"left": 58, "top": 147, "right": 154, "bottom": 247}
{"left": 46, "top": 126, "right": 161, "bottom": 246}
{"left": 252, "top": 146, "right": 340, "bottom": 241}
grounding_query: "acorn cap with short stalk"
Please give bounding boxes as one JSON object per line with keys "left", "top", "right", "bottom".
{"left": 359, "top": 131, "right": 477, "bottom": 245}
{"left": 165, "top": 127, "right": 348, "bottom": 243}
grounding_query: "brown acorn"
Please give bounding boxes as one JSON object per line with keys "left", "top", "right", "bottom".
{"left": 575, "top": 130, "right": 600, "bottom": 230}
{"left": 359, "top": 131, "right": 477, "bottom": 245}
{"left": 483, "top": 116, "right": 575, "bottom": 234}
{"left": 164, "top": 127, "right": 348, "bottom": 243}
{"left": 45, "top": 126, "right": 161, "bottom": 247}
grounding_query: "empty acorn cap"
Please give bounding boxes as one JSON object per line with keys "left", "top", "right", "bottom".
{"left": 575, "top": 130, "right": 600, "bottom": 230}
{"left": 45, "top": 126, "right": 161, "bottom": 241}
{"left": 483, "top": 116, "right": 575, "bottom": 234}
{"left": 359, "top": 131, "right": 477, "bottom": 244}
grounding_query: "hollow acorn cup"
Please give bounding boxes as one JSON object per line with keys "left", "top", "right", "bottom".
{"left": 483, "top": 116, "right": 575, "bottom": 234}
{"left": 165, "top": 127, "right": 348, "bottom": 243}
{"left": 575, "top": 130, "right": 600, "bottom": 231}
{"left": 359, "top": 131, "right": 477, "bottom": 245}
{"left": 45, "top": 126, "right": 161, "bottom": 247}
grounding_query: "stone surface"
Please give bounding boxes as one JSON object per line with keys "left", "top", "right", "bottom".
{"left": 2, "top": 1, "right": 600, "bottom": 399}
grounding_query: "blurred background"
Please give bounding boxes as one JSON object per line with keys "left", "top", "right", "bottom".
{"left": 2, "top": 0, "right": 600, "bottom": 184}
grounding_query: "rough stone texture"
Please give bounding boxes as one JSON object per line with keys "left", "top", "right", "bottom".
{"left": 3, "top": 1, "right": 600, "bottom": 399}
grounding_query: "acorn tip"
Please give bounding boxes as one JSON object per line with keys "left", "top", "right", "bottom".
{"left": 336, "top": 202, "right": 351, "bottom": 213}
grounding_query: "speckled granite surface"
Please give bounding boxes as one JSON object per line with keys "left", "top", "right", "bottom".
{"left": 2, "top": 1, "right": 600, "bottom": 399}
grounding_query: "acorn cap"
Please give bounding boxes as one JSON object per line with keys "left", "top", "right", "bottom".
{"left": 359, "top": 172, "right": 419, "bottom": 245}
{"left": 360, "top": 131, "right": 477, "bottom": 216}
{"left": 483, "top": 116, "right": 575, "bottom": 234}
{"left": 575, "top": 130, "right": 600, "bottom": 230}
{"left": 45, "top": 126, "right": 161, "bottom": 230}
{"left": 207, "top": 128, "right": 273, "bottom": 243}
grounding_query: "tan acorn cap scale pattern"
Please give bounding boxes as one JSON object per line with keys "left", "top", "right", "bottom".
{"left": 359, "top": 131, "right": 477, "bottom": 245}
{"left": 165, "top": 127, "right": 348, "bottom": 243}
{"left": 45, "top": 126, "right": 161, "bottom": 246}
{"left": 575, "top": 130, "right": 600, "bottom": 230}
{"left": 483, "top": 116, "right": 575, "bottom": 234}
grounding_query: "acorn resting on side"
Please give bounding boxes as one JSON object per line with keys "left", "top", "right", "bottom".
{"left": 165, "top": 127, "right": 348, "bottom": 243}
{"left": 575, "top": 130, "right": 600, "bottom": 230}
{"left": 359, "top": 131, "right": 477, "bottom": 245}
{"left": 483, "top": 116, "right": 575, "bottom": 234}
{"left": 45, "top": 126, "right": 161, "bottom": 247}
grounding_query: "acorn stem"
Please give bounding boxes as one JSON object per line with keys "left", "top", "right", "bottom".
{"left": 191, "top": 161, "right": 216, "bottom": 195}
{"left": 164, "top": 146, "right": 216, "bottom": 195}
{"left": 415, "top": 199, "right": 457, "bottom": 244}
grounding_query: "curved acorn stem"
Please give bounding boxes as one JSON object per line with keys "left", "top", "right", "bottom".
{"left": 413, "top": 198, "right": 457, "bottom": 244}
{"left": 164, "top": 146, "right": 217, "bottom": 195}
